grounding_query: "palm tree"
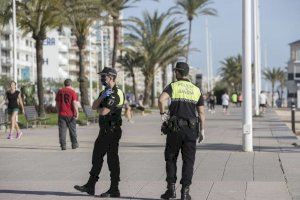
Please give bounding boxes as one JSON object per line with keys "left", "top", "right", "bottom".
{"left": 103, "top": 0, "right": 140, "bottom": 68}
{"left": 0, "top": 0, "right": 62, "bottom": 115}
{"left": 277, "top": 69, "right": 286, "bottom": 101}
{"left": 126, "top": 11, "right": 185, "bottom": 106}
{"left": 174, "top": 0, "right": 217, "bottom": 62}
{"left": 117, "top": 49, "right": 143, "bottom": 100}
{"left": 219, "top": 55, "right": 242, "bottom": 93}
{"left": 54, "top": 0, "right": 106, "bottom": 106}
{"left": 263, "top": 67, "right": 282, "bottom": 107}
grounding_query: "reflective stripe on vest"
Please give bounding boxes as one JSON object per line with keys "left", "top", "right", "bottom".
{"left": 117, "top": 89, "right": 124, "bottom": 107}
{"left": 171, "top": 81, "right": 201, "bottom": 104}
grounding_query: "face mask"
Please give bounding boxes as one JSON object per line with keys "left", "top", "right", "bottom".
{"left": 101, "top": 75, "right": 108, "bottom": 86}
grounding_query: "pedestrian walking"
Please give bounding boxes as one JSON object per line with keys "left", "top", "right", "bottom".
{"left": 259, "top": 91, "right": 268, "bottom": 113}
{"left": 237, "top": 93, "right": 243, "bottom": 107}
{"left": 74, "top": 67, "right": 125, "bottom": 197}
{"left": 209, "top": 92, "right": 216, "bottom": 113}
{"left": 124, "top": 94, "right": 134, "bottom": 123}
{"left": 231, "top": 92, "right": 238, "bottom": 107}
{"left": 222, "top": 91, "right": 230, "bottom": 114}
{"left": 55, "top": 79, "right": 79, "bottom": 150}
{"left": 6, "top": 81, "right": 25, "bottom": 139}
{"left": 158, "top": 62, "right": 205, "bottom": 200}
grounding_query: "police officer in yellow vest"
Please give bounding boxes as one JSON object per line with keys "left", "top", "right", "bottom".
{"left": 159, "top": 62, "right": 205, "bottom": 200}
{"left": 74, "top": 67, "right": 124, "bottom": 197}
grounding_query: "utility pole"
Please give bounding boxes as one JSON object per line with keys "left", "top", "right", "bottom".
{"left": 253, "top": 0, "right": 261, "bottom": 116}
{"left": 100, "top": 21, "right": 105, "bottom": 91}
{"left": 89, "top": 34, "right": 93, "bottom": 106}
{"left": 242, "top": 0, "right": 253, "bottom": 152}
{"left": 12, "top": 0, "right": 17, "bottom": 83}
{"left": 205, "top": 17, "right": 210, "bottom": 92}
{"left": 209, "top": 33, "right": 213, "bottom": 91}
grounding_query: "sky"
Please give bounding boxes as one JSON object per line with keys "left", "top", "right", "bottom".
{"left": 123, "top": 0, "right": 300, "bottom": 77}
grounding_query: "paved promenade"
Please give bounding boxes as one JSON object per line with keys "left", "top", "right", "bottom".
{"left": 0, "top": 106, "right": 299, "bottom": 200}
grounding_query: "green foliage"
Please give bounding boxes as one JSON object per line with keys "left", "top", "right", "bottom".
{"left": 174, "top": 0, "right": 217, "bottom": 21}
{"left": 219, "top": 55, "right": 242, "bottom": 93}
{"left": 263, "top": 67, "right": 285, "bottom": 107}
{"left": 0, "top": 75, "right": 12, "bottom": 90}
{"left": 125, "top": 10, "right": 186, "bottom": 105}
{"left": 174, "top": 0, "right": 217, "bottom": 60}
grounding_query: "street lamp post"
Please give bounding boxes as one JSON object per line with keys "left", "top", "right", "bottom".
{"left": 12, "top": 0, "right": 17, "bottom": 83}
{"left": 100, "top": 21, "right": 105, "bottom": 91}
{"left": 254, "top": 0, "right": 262, "bottom": 116}
{"left": 242, "top": 0, "right": 253, "bottom": 152}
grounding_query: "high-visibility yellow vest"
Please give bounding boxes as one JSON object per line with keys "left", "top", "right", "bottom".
{"left": 170, "top": 80, "right": 201, "bottom": 104}
{"left": 117, "top": 89, "right": 125, "bottom": 107}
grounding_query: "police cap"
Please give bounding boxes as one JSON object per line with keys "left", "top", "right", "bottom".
{"left": 98, "top": 67, "right": 117, "bottom": 77}
{"left": 173, "top": 62, "right": 189, "bottom": 75}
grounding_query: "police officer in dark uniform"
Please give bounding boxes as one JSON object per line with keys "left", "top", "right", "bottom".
{"left": 158, "top": 62, "right": 205, "bottom": 200}
{"left": 74, "top": 67, "right": 124, "bottom": 197}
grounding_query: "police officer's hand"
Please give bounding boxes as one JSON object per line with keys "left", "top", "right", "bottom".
{"left": 100, "top": 89, "right": 113, "bottom": 99}
{"left": 198, "top": 129, "right": 205, "bottom": 143}
{"left": 160, "top": 112, "right": 169, "bottom": 122}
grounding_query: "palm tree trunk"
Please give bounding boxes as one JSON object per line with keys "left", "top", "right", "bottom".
{"left": 143, "top": 75, "right": 152, "bottom": 106}
{"left": 35, "top": 38, "right": 45, "bottom": 116}
{"left": 172, "top": 62, "right": 176, "bottom": 82}
{"left": 271, "top": 82, "right": 275, "bottom": 108}
{"left": 77, "top": 42, "right": 89, "bottom": 106}
{"left": 186, "top": 19, "right": 192, "bottom": 63}
{"left": 162, "top": 66, "right": 167, "bottom": 90}
{"left": 112, "top": 14, "right": 120, "bottom": 69}
{"left": 132, "top": 73, "right": 138, "bottom": 102}
{"left": 151, "top": 77, "right": 155, "bottom": 107}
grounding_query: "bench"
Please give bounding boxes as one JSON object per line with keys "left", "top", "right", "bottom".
{"left": 83, "top": 105, "right": 98, "bottom": 123}
{"left": 24, "top": 106, "right": 49, "bottom": 128}
{"left": 0, "top": 109, "right": 8, "bottom": 133}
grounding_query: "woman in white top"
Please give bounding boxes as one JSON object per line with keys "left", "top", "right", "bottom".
{"left": 222, "top": 92, "right": 230, "bottom": 114}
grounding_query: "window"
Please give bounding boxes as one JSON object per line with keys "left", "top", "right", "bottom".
{"left": 26, "top": 54, "right": 29, "bottom": 61}
{"left": 26, "top": 40, "right": 29, "bottom": 46}
{"left": 17, "top": 53, "right": 19, "bottom": 60}
{"left": 296, "top": 49, "right": 300, "bottom": 61}
{"left": 295, "top": 73, "right": 300, "bottom": 78}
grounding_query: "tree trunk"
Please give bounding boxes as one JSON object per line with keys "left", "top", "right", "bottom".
{"left": 271, "top": 82, "right": 275, "bottom": 108}
{"left": 172, "top": 62, "right": 176, "bottom": 82}
{"left": 112, "top": 14, "right": 120, "bottom": 69}
{"left": 132, "top": 73, "right": 138, "bottom": 102}
{"left": 186, "top": 19, "right": 192, "bottom": 63}
{"left": 151, "top": 76, "right": 155, "bottom": 107}
{"left": 77, "top": 40, "right": 89, "bottom": 106}
{"left": 35, "top": 39, "right": 45, "bottom": 116}
{"left": 162, "top": 66, "right": 168, "bottom": 90}
{"left": 143, "top": 75, "right": 153, "bottom": 106}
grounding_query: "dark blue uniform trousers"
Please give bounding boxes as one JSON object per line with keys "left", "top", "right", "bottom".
{"left": 165, "top": 125, "right": 197, "bottom": 186}
{"left": 89, "top": 126, "right": 122, "bottom": 184}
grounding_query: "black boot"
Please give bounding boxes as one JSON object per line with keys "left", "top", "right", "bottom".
{"left": 161, "top": 183, "right": 176, "bottom": 199}
{"left": 100, "top": 182, "right": 120, "bottom": 198}
{"left": 74, "top": 175, "right": 98, "bottom": 195}
{"left": 181, "top": 186, "right": 191, "bottom": 200}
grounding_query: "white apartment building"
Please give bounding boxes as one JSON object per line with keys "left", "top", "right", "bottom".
{"left": 286, "top": 39, "right": 300, "bottom": 107}
{"left": 0, "top": 23, "right": 36, "bottom": 82}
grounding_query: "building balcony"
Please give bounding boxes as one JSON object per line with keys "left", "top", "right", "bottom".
{"left": 1, "top": 41, "right": 11, "bottom": 49}
{"left": 1, "top": 57, "right": 12, "bottom": 66}
{"left": 59, "top": 43, "right": 68, "bottom": 52}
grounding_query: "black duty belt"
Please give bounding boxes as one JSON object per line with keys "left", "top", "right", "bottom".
{"left": 177, "top": 119, "right": 189, "bottom": 127}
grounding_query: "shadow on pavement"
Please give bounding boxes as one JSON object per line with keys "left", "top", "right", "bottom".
{"left": 0, "top": 189, "right": 88, "bottom": 197}
{"left": 102, "top": 196, "right": 160, "bottom": 200}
